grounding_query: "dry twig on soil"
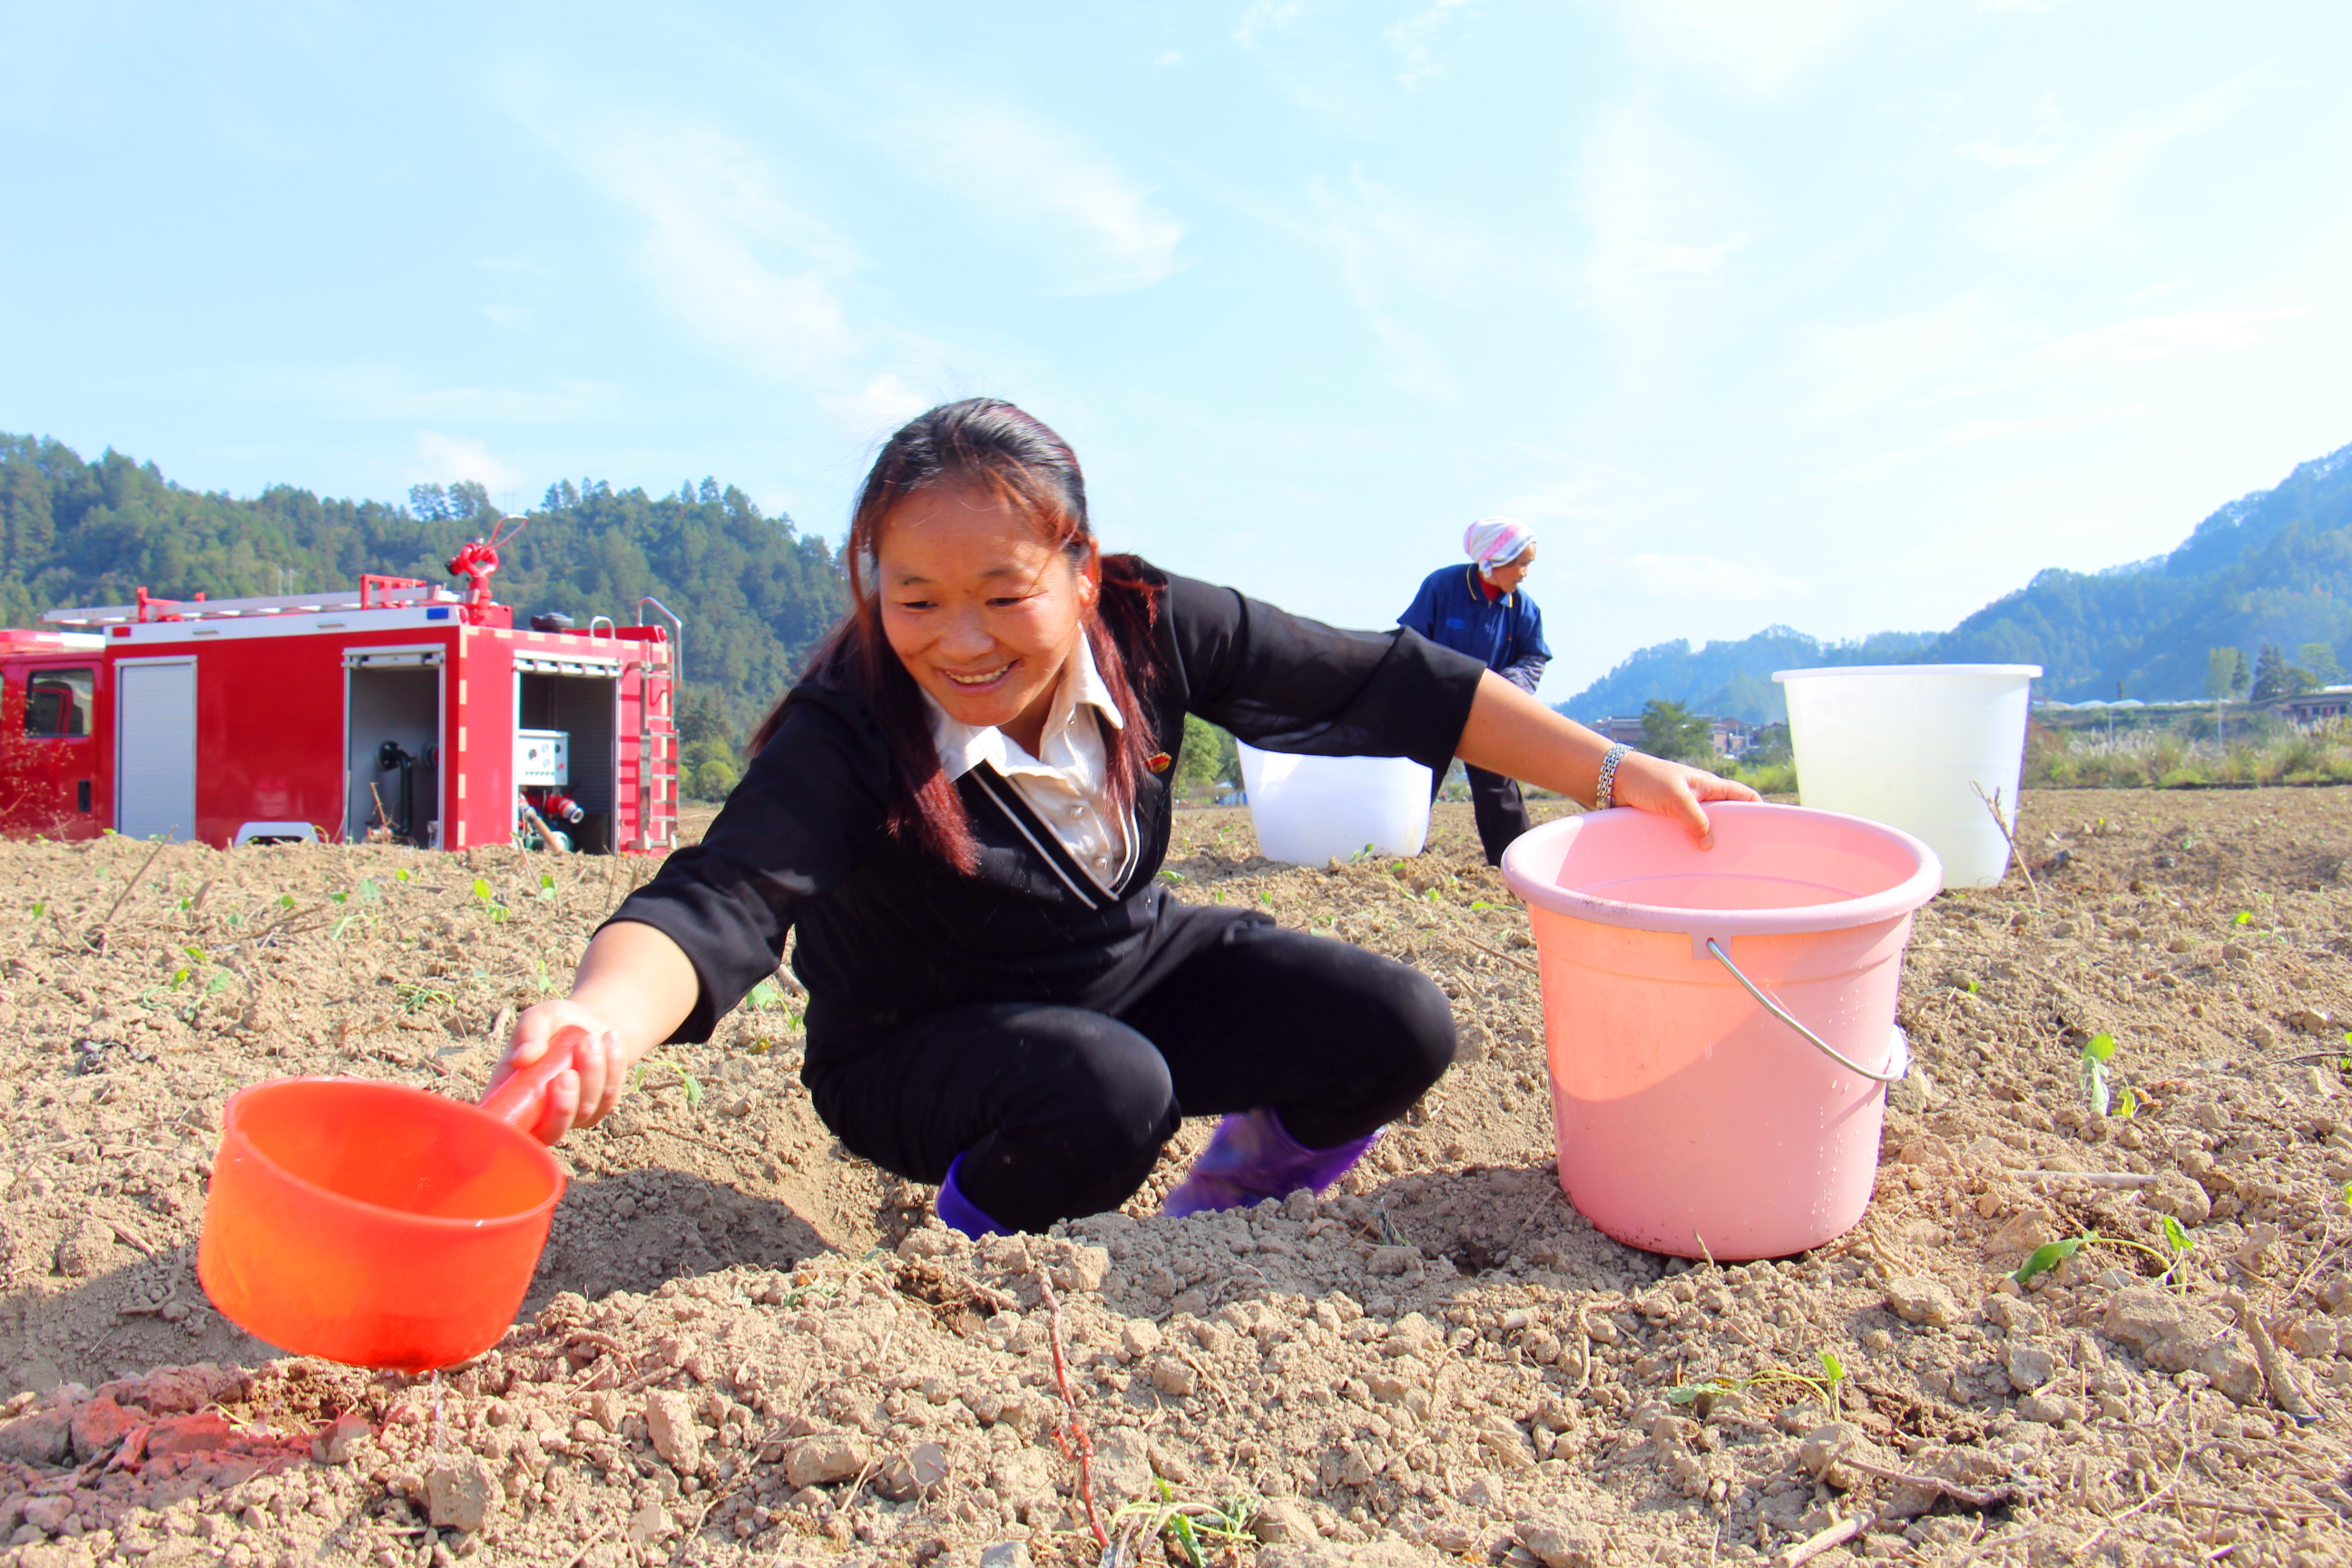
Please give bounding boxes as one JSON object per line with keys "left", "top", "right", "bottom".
{"left": 1779, "top": 1511, "right": 1871, "bottom": 1567}
{"left": 88, "top": 838, "right": 172, "bottom": 951}
{"left": 1971, "top": 782, "right": 2040, "bottom": 907}
{"left": 1456, "top": 933, "right": 1539, "bottom": 975}
{"left": 1027, "top": 1245, "right": 1109, "bottom": 1551}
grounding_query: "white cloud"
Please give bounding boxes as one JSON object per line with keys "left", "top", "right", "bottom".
{"left": 2043, "top": 308, "right": 2311, "bottom": 367}
{"left": 1233, "top": 1, "right": 1309, "bottom": 47}
{"left": 1574, "top": 99, "right": 1751, "bottom": 407}
{"left": 288, "top": 364, "right": 626, "bottom": 425}
{"left": 1386, "top": 0, "right": 1474, "bottom": 89}
{"left": 874, "top": 101, "right": 1185, "bottom": 295}
{"left": 1970, "top": 75, "right": 2252, "bottom": 257}
{"left": 518, "top": 104, "right": 864, "bottom": 377}
{"left": 1788, "top": 296, "right": 2310, "bottom": 429}
{"left": 1155, "top": 50, "right": 1186, "bottom": 67}
{"left": 1786, "top": 291, "right": 2015, "bottom": 421}
{"left": 479, "top": 303, "right": 532, "bottom": 330}
{"left": 412, "top": 431, "right": 521, "bottom": 492}
{"left": 816, "top": 372, "right": 934, "bottom": 438}
{"left": 1310, "top": 172, "right": 1486, "bottom": 398}
{"left": 1956, "top": 139, "right": 2060, "bottom": 168}
{"left": 1624, "top": 551, "right": 1805, "bottom": 603}
{"left": 1592, "top": 0, "right": 1880, "bottom": 94}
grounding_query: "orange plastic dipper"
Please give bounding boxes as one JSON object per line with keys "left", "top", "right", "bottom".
{"left": 196, "top": 1037, "right": 574, "bottom": 1372}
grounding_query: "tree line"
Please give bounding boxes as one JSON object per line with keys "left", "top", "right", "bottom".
{"left": 0, "top": 436, "right": 850, "bottom": 769}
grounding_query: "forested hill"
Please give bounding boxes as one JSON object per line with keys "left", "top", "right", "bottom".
{"left": 1559, "top": 627, "right": 1936, "bottom": 725}
{"left": 1562, "top": 439, "right": 2352, "bottom": 720}
{"left": 0, "top": 436, "right": 848, "bottom": 726}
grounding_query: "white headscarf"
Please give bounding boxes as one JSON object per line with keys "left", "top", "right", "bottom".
{"left": 1463, "top": 515, "right": 1535, "bottom": 568}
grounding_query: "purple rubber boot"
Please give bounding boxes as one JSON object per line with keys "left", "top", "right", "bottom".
{"left": 1162, "top": 1109, "right": 1379, "bottom": 1219}
{"left": 936, "top": 1153, "right": 1013, "bottom": 1239}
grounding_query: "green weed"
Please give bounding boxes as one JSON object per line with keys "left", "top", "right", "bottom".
{"left": 634, "top": 1058, "right": 704, "bottom": 1107}
{"left": 2014, "top": 1219, "right": 2192, "bottom": 1287}
{"left": 1668, "top": 1352, "right": 1847, "bottom": 1412}
{"left": 396, "top": 982, "right": 456, "bottom": 1014}
{"left": 1109, "top": 1482, "right": 1259, "bottom": 1568}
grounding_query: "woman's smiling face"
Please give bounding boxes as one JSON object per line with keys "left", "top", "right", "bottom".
{"left": 875, "top": 483, "right": 1096, "bottom": 754}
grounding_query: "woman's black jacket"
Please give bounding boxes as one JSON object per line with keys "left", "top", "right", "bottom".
{"left": 607, "top": 564, "right": 1486, "bottom": 1060}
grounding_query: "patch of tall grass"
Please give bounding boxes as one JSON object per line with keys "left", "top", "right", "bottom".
{"left": 2025, "top": 719, "right": 2352, "bottom": 789}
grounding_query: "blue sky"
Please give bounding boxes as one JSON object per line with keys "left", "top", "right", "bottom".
{"left": 5, "top": 1, "right": 2349, "bottom": 695}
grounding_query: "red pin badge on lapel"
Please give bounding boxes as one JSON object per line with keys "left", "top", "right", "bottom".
{"left": 1146, "top": 751, "right": 1172, "bottom": 773}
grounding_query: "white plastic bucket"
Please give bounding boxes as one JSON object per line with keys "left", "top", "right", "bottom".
{"left": 1237, "top": 744, "right": 1432, "bottom": 865}
{"left": 1772, "top": 664, "right": 2040, "bottom": 890}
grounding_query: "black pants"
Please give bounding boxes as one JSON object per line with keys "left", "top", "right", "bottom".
{"left": 804, "top": 917, "right": 1455, "bottom": 1233}
{"left": 1436, "top": 762, "right": 1532, "bottom": 867}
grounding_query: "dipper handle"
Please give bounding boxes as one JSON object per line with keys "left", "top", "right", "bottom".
{"left": 479, "top": 1031, "right": 579, "bottom": 1131}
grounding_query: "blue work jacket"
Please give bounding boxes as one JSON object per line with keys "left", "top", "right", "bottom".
{"left": 1397, "top": 565, "right": 1551, "bottom": 692}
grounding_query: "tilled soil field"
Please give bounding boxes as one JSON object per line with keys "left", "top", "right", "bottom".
{"left": 3, "top": 788, "right": 2351, "bottom": 1568}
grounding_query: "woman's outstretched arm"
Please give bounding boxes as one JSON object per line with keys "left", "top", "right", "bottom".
{"left": 489, "top": 920, "right": 701, "bottom": 1144}
{"left": 1455, "top": 671, "right": 1759, "bottom": 844}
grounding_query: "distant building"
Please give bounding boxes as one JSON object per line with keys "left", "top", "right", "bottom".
{"left": 2285, "top": 685, "right": 2352, "bottom": 725}
{"left": 1589, "top": 713, "right": 1756, "bottom": 756}
{"left": 1592, "top": 715, "right": 1649, "bottom": 747}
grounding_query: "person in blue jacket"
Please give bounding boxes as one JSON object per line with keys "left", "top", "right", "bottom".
{"left": 1398, "top": 516, "right": 1550, "bottom": 865}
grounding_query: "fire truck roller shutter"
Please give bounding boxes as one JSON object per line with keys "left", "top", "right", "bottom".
{"left": 517, "top": 661, "right": 620, "bottom": 855}
{"left": 346, "top": 653, "right": 443, "bottom": 848}
{"left": 116, "top": 660, "right": 197, "bottom": 841}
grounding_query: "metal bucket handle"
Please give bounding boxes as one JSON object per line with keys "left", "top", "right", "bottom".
{"left": 1703, "top": 938, "right": 1909, "bottom": 1085}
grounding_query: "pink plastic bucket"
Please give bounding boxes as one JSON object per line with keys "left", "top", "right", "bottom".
{"left": 1501, "top": 802, "right": 1940, "bottom": 1260}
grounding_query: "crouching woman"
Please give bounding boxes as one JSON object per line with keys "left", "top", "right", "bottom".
{"left": 493, "top": 398, "right": 1754, "bottom": 1235}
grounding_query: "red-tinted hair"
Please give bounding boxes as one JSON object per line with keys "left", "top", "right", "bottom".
{"left": 752, "top": 398, "right": 1161, "bottom": 873}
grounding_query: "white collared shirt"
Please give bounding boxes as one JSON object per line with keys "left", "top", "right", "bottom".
{"left": 925, "top": 636, "right": 1134, "bottom": 893}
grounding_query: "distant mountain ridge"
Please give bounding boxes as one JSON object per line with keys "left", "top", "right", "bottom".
{"left": 1561, "top": 441, "right": 2352, "bottom": 723}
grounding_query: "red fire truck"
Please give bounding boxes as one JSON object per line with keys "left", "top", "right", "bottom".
{"left": 0, "top": 525, "right": 680, "bottom": 854}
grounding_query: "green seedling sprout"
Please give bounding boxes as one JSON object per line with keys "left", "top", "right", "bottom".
{"left": 2234, "top": 910, "right": 2253, "bottom": 926}
{"left": 472, "top": 877, "right": 508, "bottom": 924}
{"left": 30, "top": 901, "right": 44, "bottom": 918}
{"left": 2015, "top": 1220, "right": 2193, "bottom": 1287}
{"left": 1668, "top": 1355, "right": 1846, "bottom": 1411}
{"left": 1157, "top": 867, "right": 1184, "bottom": 883}
{"left": 328, "top": 890, "right": 348, "bottom": 905}
{"left": 1108, "top": 1482, "right": 1259, "bottom": 1568}
{"left": 1469, "top": 899, "right": 1494, "bottom": 910}
{"left": 169, "top": 967, "right": 191, "bottom": 990}
{"left": 279, "top": 893, "right": 294, "bottom": 909}
{"left": 2080, "top": 1032, "right": 2117, "bottom": 1118}
{"left": 633, "top": 1058, "right": 704, "bottom": 1107}
{"left": 535, "top": 872, "right": 555, "bottom": 900}
{"left": 356, "top": 878, "right": 380, "bottom": 903}
{"left": 203, "top": 970, "right": 231, "bottom": 997}
{"left": 2115, "top": 1086, "right": 2139, "bottom": 1120}
{"left": 395, "top": 867, "right": 411, "bottom": 883}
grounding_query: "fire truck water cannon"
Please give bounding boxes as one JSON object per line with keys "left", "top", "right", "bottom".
{"left": 446, "top": 514, "right": 531, "bottom": 613}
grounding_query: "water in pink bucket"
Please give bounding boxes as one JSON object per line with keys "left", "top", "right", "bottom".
{"left": 1501, "top": 802, "right": 1941, "bottom": 1260}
